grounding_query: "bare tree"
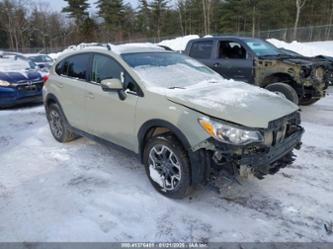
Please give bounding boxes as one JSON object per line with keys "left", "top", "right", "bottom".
{"left": 247, "top": 0, "right": 258, "bottom": 37}
{"left": 293, "top": 0, "right": 307, "bottom": 40}
{"left": 326, "top": 0, "right": 333, "bottom": 40}
{"left": 177, "top": 0, "right": 185, "bottom": 35}
{"left": 202, "top": 0, "right": 212, "bottom": 35}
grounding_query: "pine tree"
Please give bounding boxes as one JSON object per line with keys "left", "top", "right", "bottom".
{"left": 96, "top": 0, "right": 125, "bottom": 32}
{"left": 136, "top": 0, "right": 151, "bottom": 36}
{"left": 62, "top": 0, "right": 90, "bottom": 26}
{"left": 150, "top": 0, "right": 169, "bottom": 40}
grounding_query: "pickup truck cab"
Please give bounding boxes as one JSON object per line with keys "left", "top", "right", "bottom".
{"left": 184, "top": 36, "right": 331, "bottom": 105}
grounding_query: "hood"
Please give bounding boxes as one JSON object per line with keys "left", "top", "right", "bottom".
{"left": 150, "top": 79, "right": 299, "bottom": 128}
{"left": 0, "top": 70, "right": 42, "bottom": 84}
{"left": 260, "top": 54, "right": 331, "bottom": 67}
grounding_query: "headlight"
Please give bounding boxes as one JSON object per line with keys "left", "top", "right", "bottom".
{"left": 198, "top": 117, "right": 263, "bottom": 145}
{"left": 0, "top": 80, "right": 10, "bottom": 87}
{"left": 300, "top": 66, "right": 311, "bottom": 78}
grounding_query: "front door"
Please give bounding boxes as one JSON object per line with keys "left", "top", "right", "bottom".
{"left": 85, "top": 53, "right": 139, "bottom": 151}
{"left": 212, "top": 40, "right": 254, "bottom": 83}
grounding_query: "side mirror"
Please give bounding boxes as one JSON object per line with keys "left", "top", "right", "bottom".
{"left": 100, "top": 78, "right": 127, "bottom": 100}
{"left": 101, "top": 78, "right": 123, "bottom": 91}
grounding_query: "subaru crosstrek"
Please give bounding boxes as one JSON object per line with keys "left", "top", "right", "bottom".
{"left": 43, "top": 44, "right": 304, "bottom": 198}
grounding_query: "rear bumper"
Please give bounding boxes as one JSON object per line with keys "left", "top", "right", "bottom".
{"left": 0, "top": 87, "right": 42, "bottom": 108}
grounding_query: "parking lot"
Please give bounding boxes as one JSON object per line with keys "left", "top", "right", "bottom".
{"left": 0, "top": 87, "right": 332, "bottom": 242}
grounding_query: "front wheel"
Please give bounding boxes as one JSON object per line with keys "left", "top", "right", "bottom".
{"left": 265, "top": 83, "right": 299, "bottom": 105}
{"left": 143, "top": 134, "right": 192, "bottom": 199}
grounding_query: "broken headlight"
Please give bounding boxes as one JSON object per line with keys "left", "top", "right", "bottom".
{"left": 300, "top": 66, "right": 311, "bottom": 78}
{"left": 314, "top": 67, "right": 325, "bottom": 81}
{"left": 198, "top": 117, "right": 263, "bottom": 145}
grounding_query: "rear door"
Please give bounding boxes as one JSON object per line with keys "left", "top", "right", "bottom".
{"left": 53, "top": 53, "right": 91, "bottom": 130}
{"left": 211, "top": 40, "right": 254, "bottom": 83}
{"left": 84, "top": 53, "right": 139, "bottom": 151}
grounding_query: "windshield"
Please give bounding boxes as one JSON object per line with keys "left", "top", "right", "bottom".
{"left": 244, "top": 39, "right": 281, "bottom": 56}
{"left": 0, "top": 57, "right": 34, "bottom": 71}
{"left": 121, "top": 52, "right": 222, "bottom": 88}
{"left": 29, "top": 55, "right": 53, "bottom": 63}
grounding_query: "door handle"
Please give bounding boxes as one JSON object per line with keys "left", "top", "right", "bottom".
{"left": 213, "top": 63, "right": 221, "bottom": 68}
{"left": 87, "top": 92, "right": 95, "bottom": 99}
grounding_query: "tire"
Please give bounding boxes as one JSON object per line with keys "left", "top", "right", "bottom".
{"left": 299, "top": 96, "right": 320, "bottom": 106}
{"left": 46, "top": 103, "right": 77, "bottom": 143}
{"left": 265, "top": 83, "right": 299, "bottom": 105}
{"left": 143, "top": 134, "right": 192, "bottom": 199}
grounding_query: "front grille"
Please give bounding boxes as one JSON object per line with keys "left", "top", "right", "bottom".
{"left": 266, "top": 112, "right": 300, "bottom": 146}
{"left": 16, "top": 81, "right": 44, "bottom": 93}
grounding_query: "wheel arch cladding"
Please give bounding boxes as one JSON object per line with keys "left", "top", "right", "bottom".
{"left": 45, "top": 93, "right": 70, "bottom": 124}
{"left": 263, "top": 73, "right": 295, "bottom": 85}
{"left": 138, "top": 119, "right": 192, "bottom": 162}
{"left": 138, "top": 119, "right": 210, "bottom": 185}
{"left": 45, "top": 93, "right": 59, "bottom": 108}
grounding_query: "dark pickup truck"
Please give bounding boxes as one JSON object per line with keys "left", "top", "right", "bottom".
{"left": 184, "top": 36, "right": 332, "bottom": 105}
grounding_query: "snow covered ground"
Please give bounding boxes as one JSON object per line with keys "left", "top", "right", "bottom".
{"left": 0, "top": 88, "right": 332, "bottom": 242}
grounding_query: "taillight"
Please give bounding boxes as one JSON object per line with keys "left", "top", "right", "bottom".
{"left": 42, "top": 75, "right": 49, "bottom": 82}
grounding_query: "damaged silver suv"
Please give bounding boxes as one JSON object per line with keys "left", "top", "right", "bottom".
{"left": 43, "top": 44, "right": 304, "bottom": 198}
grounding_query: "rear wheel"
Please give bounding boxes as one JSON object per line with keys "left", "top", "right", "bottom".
{"left": 143, "top": 134, "right": 192, "bottom": 199}
{"left": 265, "top": 83, "right": 299, "bottom": 105}
{"left": 46, "top": 103, "right": 77, "bottom": 143}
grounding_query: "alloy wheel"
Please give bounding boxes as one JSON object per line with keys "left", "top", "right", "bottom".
{"left": 49, "top": 110, "right": 63, "bottom": 139}
{"left": 148, "top": 145, "right": 182, "bottom": 192}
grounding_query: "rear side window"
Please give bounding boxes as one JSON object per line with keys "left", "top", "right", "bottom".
{"left": 56, "top": 54, "right": 90, "bottom": 80}
{"left": 67, "top": 54, "right": 90, "bottom": 80}
{"left": 55, "top": 61, "right": 64, "bottom": 75}
{"left": 189, "top": 41, "right": 213, "bottom": 59}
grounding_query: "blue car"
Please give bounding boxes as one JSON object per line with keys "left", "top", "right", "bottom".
{"left": 0, "top": 54, "right": 47, "bottom": 108}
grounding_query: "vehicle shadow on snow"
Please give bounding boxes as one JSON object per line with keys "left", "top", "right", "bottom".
{"left": 0, "top": 101, "right": 43, "bottom": 111}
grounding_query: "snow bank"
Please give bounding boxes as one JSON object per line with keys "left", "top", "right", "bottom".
{"left": 158, "top": 35, "right": 199, "bottom": 51}
{"left": 267, "top": 38, "right": 333, "bottom": 57}
{"left": 48, "top": 36, "right": 333, "bottom": 61}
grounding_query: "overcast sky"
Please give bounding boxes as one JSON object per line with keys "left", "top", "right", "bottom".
{"left": 48, "top": 0, "right": 139, "bottom": 12}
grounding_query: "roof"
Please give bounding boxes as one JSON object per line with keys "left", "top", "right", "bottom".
{"left": 57, "top": 42, "right": 166, "bottom": 57}
{"left": 189, "top": 36, "right": 262, "bottom": 42}
{"left": 112, "top": 43, "right": 166, "bottom": 54}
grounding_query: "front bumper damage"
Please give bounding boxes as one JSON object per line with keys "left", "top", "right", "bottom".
{"left": 189, "top": 112, "right": 304, "bottom": 184}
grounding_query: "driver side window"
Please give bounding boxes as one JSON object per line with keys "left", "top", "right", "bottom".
{"left": 91, "top": 54, "right": 138, "bottom": 93}
{"left": 219, "top": 41, "right": 247, "bottom": 59}
{"left": 91, "top": 54, "right": 122, "bottom": 83}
